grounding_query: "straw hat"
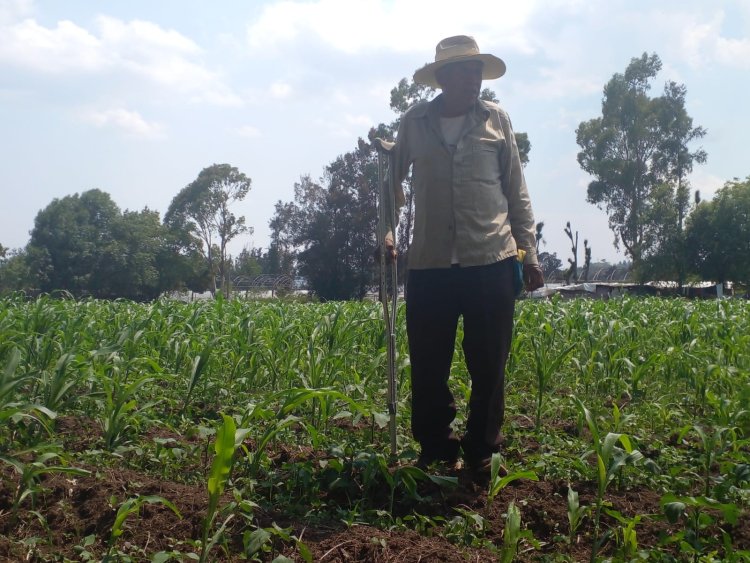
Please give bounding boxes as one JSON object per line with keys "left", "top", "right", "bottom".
{"left": 413, "top": 35, "right": 506, "bottom": 89}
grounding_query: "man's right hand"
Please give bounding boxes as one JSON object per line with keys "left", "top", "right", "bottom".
{"left": 384, "top": 238, "right": 398, "bottom": 262}
{"left": 374, "top": 239, "right": 398, "bottom": 263}
{"left": 523, "top": 263, "right": 544, "bottom": 292}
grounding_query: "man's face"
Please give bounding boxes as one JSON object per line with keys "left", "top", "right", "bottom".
{"left": 436, "top": 60, "right": 483, "bottom": 110}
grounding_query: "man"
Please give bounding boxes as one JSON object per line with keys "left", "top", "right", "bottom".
{"left": 384, "top": 35, "right": 544, "bottom": 472}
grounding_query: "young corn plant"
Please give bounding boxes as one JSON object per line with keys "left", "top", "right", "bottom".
{"left": 179, "top": 337, "right": 217, "bottom": 416}
{"left": 0, "top": 447, "right": 90, "bottom": 523}
{"left": 573, "top": 397, "right": 644, "bottom": 562}
{"left": 0, "top": 347, "right": 25, "bottom": 415}
{"left": 200, "top": 413, "right": 250, "bottom": 563}
{"left": 487, "top": 453, "right": 538, "bottom": 506}
{"left": 567, "top": 486, "right": 589, "bottom": 545}
{"left": 106, "top": 495, "right": 181, "bottom": 561}
{"left": 679, "top": 424, "right": 732, "bottom": 498}
{"left": 0, "top": 347, "right": 57, "bottom": 439}
{"left": 387, "top": 464, "right": 457, "bottom": 513}
{"left": 88, "top": 329, "right": 160, "bottom": 450}
{"left": 444, "top": 507, "right": 490, "bottom": 548}
{"left": 244, "top": 522, "right": 312, "bottom": 562}
{"left": 239, "top": 387, "right": 369, "bottom": 478}
{"left": 603, "top": 507, "right": 646, "bottom": 560}
{"left": 661, "top": 493, "right": 741, "bottom": 559}
{"left": 619, "top": 351, "right": 661, "bottom": 401}
{"left": 27, "top": 351, "right": 79, "bottom": 415}
{"left": 499, "top": 501, "right": 538, "bottom": 563}
{"left": 530, "top": 326, "right": 575, "bottom": 432}
{"left": 2, "top": 292, "right": 749, "bottom": 560}
{"left": 705, "top": 390, "right": 748, "bottom": 429}
{"left": 501, "top": 501, "right": 521, "bottom": 563}
{"left": 95, "top": 367, "right": 155, "bottom": 450}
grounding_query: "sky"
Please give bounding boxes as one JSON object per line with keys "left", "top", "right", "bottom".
{"left": 1, "top": 0, "right": 749, "bottom": 265}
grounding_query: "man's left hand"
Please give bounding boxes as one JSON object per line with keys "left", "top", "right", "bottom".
{"left": 523, "top": 264, "right": 544, "bottom": 292}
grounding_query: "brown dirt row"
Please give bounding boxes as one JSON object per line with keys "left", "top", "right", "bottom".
{"left": 3, "top": 456, "right": 748, "bottom": 563}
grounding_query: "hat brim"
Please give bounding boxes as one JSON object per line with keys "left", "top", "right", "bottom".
{"left": 413, "top": 54, "right": 506, "bottom": 89}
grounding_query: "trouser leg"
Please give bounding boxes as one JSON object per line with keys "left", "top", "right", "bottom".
{"left": 460, "top": 258, "right": 516, "bottom": 461}
{"left": 405, "top": 268, "right": 461, "bottom": 460}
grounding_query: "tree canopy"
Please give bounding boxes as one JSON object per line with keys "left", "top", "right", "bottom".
{"left": 272, "top": 143, "right": 378, "bottom": 300}
{"left": 685, "top": 176, "right": 750, "bottom": 286}
{"left": 576, "top": 53, "right": 706, "bottom": 278}
{"left": 165, "top": 164, "right": 251, "bottom": 298}
{"left": 24, "top": 189, "right": 190, "bottom": 300}
{"left": 27, "top": 189, "right": 121, "bottom": 296}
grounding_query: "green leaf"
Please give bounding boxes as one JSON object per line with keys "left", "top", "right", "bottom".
{"left": 597, "top": 454, "right": 607, "bottom": 492}
{"left": 490, "top": 452, "right": 504, "bottom": 483}
{"left": 494, "top": 470, "right": 538, "bottom": 493}
{"left": 207, "top": 414, "right": 237, "bottom": 497}
{"left": 110, "top": 495, "right": 181, "bottom": 543}
{"left": 717, "top": 502, "right": 740, "bottom": 526}
{"left": 501, "top": 501, "right": 522, "bottom": 563}
{"left": 111, "top": 498, "right": 138, "bottom": 539}
{"left": 234, "top": 427, "right": 251, "bottom": 448}
{"left": 246, "top": 528, "right": 271, "bottom": 556}
{"left": 618, "top": 433, "right": 634, "bottom": 453}
{"left": 601, "top": 432, "right": 622, "bottom": 461}
{"left": 427, "top": 474, "right": 459, "bottom": 488}
{"left": 573, "top": 397, "right": 600, "bottom": 447}
{"left": 296, "top": 540, "right": 313, "bottom": 563}
{"left": 663, "top": 501, "right": 686, "bottom": 524}
{"left": 373, "top": 411, "right": 390, "bottom": 429}
{"left": 567, "top": 486, "right": 579, "bottom": 512}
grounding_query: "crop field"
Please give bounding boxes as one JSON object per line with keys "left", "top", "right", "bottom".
{"left": 1, "top": 293, "right": 749, "bottom": 562}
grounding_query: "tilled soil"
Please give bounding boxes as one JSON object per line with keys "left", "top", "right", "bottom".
{"left": 1, "top": 415, "right": 748, "bottom": 561}
{"left": 5, "top": 459, "right": 746, "bottom": 562}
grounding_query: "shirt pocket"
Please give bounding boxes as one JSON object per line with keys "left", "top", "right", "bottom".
{"left": 470, "top": 139, "right": 502, "bottom": 183}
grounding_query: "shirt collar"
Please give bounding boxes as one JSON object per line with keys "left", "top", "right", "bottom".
{"left": 418, "top": 94, "right": 490, "bottom": 122}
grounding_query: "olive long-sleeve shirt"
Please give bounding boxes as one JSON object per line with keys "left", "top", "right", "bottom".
{"left": 387, "top": 95, "right": 538, "bottom": 269}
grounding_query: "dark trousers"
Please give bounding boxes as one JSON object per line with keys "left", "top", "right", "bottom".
{"left": 405, "top": 258, "right": 516, "bottom": 462}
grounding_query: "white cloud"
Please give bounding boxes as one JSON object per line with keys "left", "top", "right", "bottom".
{"left": 523, "top": 65, "right": 602, "bottom": 101}
{"left": 96, "top": 15, "right": 199, "bottom": 55}
{"left": 678, "top": 10, "right": 750, "bottom": 70}
{"left": 0, "top": 13, "right": 242, "bottom": 106}
{"left": 246, "top": 0, "right": 538, "bottom": 56}
{"left": 679, "top": 13, "right": 724, "bottom": 67}
{"left": 93, "top": 14, "right": 241, "bottom": 104}
{"left": 0, "top": 18, "right": 105, "bottom": 72}
{"left": 80, "top": 108, "right": 164, "bottom": 138}
{"left": 0, "top": 0, "right": 32, "bottom": 26}
{"left": 715, "top": 35, "right": 750, "bottom": 69}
